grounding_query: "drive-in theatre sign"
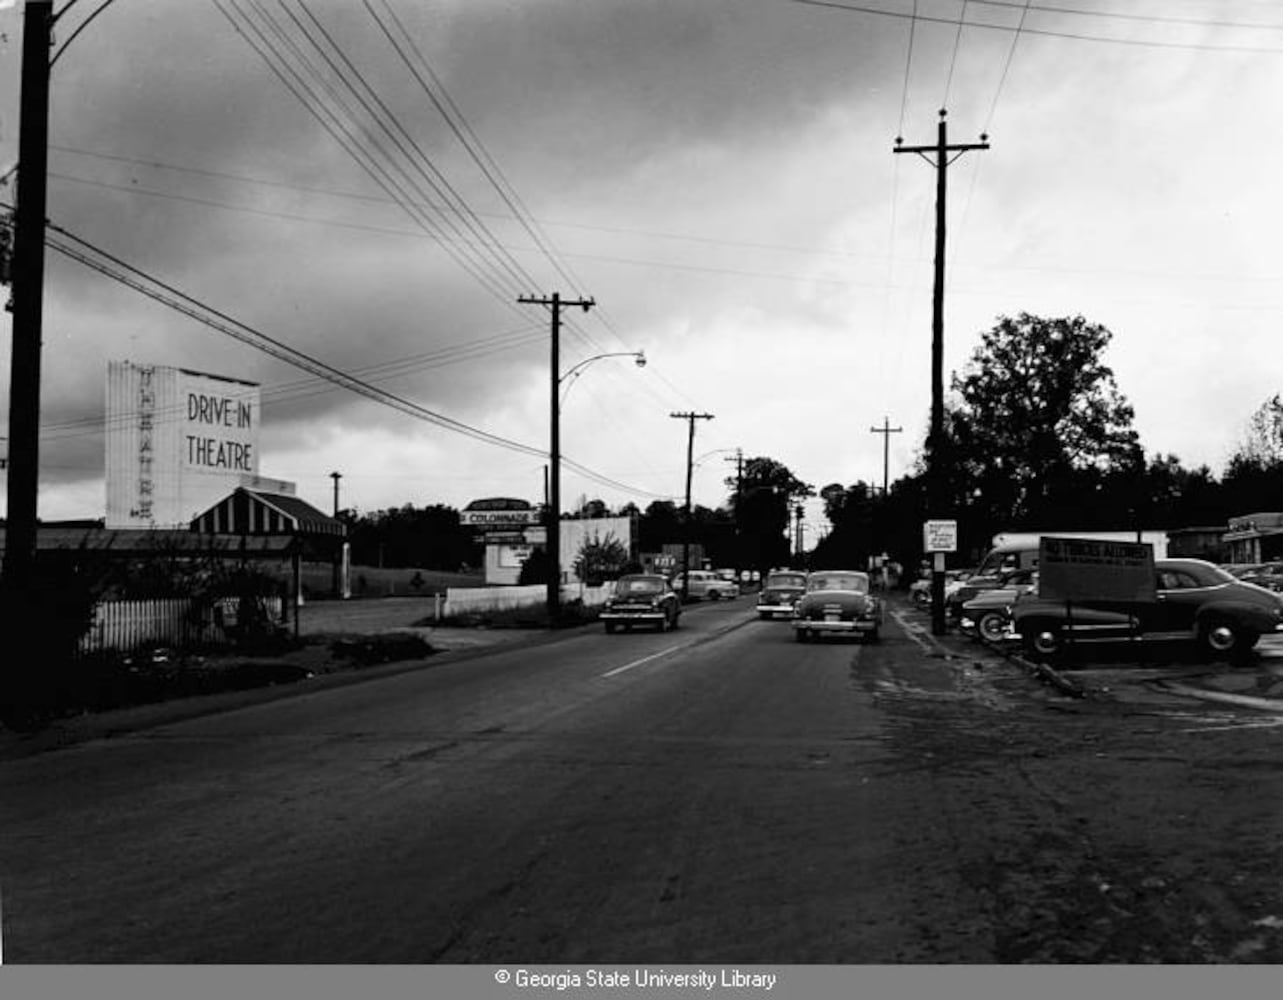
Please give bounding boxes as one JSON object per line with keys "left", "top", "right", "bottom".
{"left": 1038, "top": 536, "right": 1157, "bottom": 603}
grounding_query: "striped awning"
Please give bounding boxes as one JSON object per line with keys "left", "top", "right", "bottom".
{"left": 191, "top": 488, "right": 345, "bottom": 538}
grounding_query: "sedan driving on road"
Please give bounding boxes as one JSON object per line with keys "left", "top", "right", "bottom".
{"left": 756, "top": 570, "right": 808, "bottom": 620}
{"left": 792, "top": 570, "right": 883, "bottom": 643}
{"left": 600, "top": 574, "right": 681, "bottom": 633}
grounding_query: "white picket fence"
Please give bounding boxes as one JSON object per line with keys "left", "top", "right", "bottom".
{"left": 78, "top": 596, "right": 285, "bottom": 654}
{"left": 443, "top": 582, "right": 615, "bottom": 618}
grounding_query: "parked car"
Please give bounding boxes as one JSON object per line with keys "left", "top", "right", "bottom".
{"left": 672, "top": 569, "right": 740, "bottom": 601}
{"left": 1013, "top": 557, "right": 1283, "bottom": 660}
{"left": 600, "top": 574, "right": 681, "bottom": 633}
{"left": 792, "top": 570, "right": 883, "bottom": 643}
{"left": 959, "top": 572, "right": 1039, "bottom": 643}
{"left": 756, "top": 569, "right": 808, "bottom": 620}
{"left": 1237, "top": 561, "right": 1283, "bottom": 593}
{"left": 910, "top": 568, "right": 973, "bottom": 608}
{"left": 946, "top": 567, "right": 1036, "bottom": 622}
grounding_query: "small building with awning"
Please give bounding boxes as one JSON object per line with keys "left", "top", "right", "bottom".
{"left": 190, "top": 488, "right": 348, "bottom": 628}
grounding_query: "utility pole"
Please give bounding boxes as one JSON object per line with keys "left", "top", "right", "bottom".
{"left": 869, "top": 417, "right": 903, "bottom": 497}
{"left": 671, "top": 411, "right": 713, "bottom": 602}
{"left": 330, "top": 471, "right": 342, "bottom": 516}
{"left": 3, "top": 1, "right": 53, "bottom": 602}
{"left": 329, "top": 471, "right": 342, "bottom": 598}
{"left": 520, "top": 292, "right": 595, "bottom": 625}
{"left": 725, "top": 448, "right": 744, "bottom": 583}
{"left": 794, "top": 504, "right": 805, "bottom": 565}
{"left": 894, "top": 109, "right": 988, "bottom": 635}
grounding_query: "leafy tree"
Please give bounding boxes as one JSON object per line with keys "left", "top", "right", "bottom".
{"left": 345, "top": 504, "right": 480, "bottom": 570}
{"left": 1234, "top": 394, "right": 1283, "bottom": 467}
{"left": 725, "top": 456, "right": 814, "bottom": 576}
{"left": 573, "top": 533, "right": 630, "bottom": 585}
{"left": 947, "top": 313, "right": 1142, "bottom": 528}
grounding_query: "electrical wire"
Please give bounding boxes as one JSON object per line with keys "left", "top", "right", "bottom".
{"left": 792, "top": 0, "right": 1283, "bottom": 55}
{"left": 38, "top": 219, "right": 672, "bottom": 499}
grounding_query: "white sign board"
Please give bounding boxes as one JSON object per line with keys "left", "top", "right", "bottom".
{"left": 462, "top": 509, "right": 539, "bottom": 527}
{"left": 923, "top": 519, "right": 958, "bottom": 553}
{"left": 106, "top": 361, "right": 262, "bottom": 528}
{"left": 1039, "top": 536, "right": 1157, "bottom": 603}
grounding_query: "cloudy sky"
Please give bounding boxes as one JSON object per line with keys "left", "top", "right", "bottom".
{"left": 2, "top": 0, "right": 1282, "bottom": 537}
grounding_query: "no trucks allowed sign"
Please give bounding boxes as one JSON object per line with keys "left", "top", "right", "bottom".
{"left": 1038, "top": 536, "right": 1157, "bottom": 603}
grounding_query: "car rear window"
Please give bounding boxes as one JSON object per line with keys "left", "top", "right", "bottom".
{"left": 767, "top": 574, "right": 806, "bottom": 588}
{"left": 807, "top": 574, "right": 868, "bottom": 593}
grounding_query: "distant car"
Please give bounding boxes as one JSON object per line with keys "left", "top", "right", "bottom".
{"left": 1013, "top": 557, "right": 1283, "bottom": 660}
{"left": 959, "top": 572, "right": 1039, "bottom": 643}
{"left": 910, "top": 568, "right": 973, "bottom": 608}
{"left": 600, "top": 574, "right": 681, "bottom": 633}
{"left": 792, "top": 570, "right": 883, "bottom": 643}
{"left": 672, "top": 570, "right": 740, "bottom": 601}
{"left": 1237, "top": 561, "right": 1283, "bottom": 593}
{"left": 756, "top": 570, "right": 808, "bottom": 620}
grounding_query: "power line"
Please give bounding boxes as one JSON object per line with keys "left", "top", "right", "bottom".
{"left": 792, "top": 0, "right": 1283, "bottom": 55}
{"left": 40, "top": 219, "right": 669, "bottom": 498}
{"left": 943, "top": 0, "right": 969, "bottom": 109}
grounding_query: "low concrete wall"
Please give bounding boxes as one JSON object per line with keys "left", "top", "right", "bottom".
{"left": 444, "top": 582, "right": 615, "bottom": 617}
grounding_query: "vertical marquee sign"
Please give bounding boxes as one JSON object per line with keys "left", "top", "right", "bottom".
{"left": 107, "top": 361, "right": 262, "bottom": 528}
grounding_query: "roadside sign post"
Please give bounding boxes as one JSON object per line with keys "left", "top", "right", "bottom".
{"left": 922, "top": 519, "right": 958, "bottom": 635}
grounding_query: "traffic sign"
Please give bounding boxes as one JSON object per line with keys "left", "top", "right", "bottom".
{"left": 923, "top": 519, "right": 957, "bottom": 552}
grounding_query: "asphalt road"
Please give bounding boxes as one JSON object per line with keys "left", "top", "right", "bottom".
{"left": 5, "top": 595, "right": 1283, "bottom": 963}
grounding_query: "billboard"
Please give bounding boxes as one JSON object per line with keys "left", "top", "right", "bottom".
{"left": 1038, "top": 536, "right": 1157, "bottom": 603}
{"left": 106, "top": 361, "right": 262, "bottom": 528}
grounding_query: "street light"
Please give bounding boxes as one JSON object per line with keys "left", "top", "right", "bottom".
{"left": 559, "top": 350, "right": 645, "bottom": 404}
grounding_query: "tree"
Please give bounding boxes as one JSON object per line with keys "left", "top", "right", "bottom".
{"left": 573, "top": 533, "right": 630, "bottom": 585}
{"left": 1234, "top": 394, "right": 1283, "bottom": 468}
{"left": 725, "top": 457, "right": 814, "bottom": 575}
{"left": 947, "top": 313, "right": 1142, "bottom": 528}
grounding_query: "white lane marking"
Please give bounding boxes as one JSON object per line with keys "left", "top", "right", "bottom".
{"left": 601, "top": 643, "right": 688, "bottom": 678}
{"left": 891, "top": 610, "right": 937, "bottom": 654}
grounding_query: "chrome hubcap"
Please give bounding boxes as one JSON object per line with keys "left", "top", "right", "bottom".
{"left": 1206, "top": 625, "right": 1236, "bottom": 651}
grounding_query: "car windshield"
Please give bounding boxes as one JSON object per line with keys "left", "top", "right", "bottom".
{"left": 616, "top": 577, "right": 665, "bottom": 595}
{"left": 767, "top": 574, "right": 807, "bottom": 589}
{"left": 806, "top": 573, "right": 868, "bottom": 593}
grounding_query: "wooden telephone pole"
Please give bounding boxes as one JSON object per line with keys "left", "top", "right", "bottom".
{"left": 869, "top": 417, "right": 902, "bottom": 496}
{"left": 894, "top": 110, "right": 988, "bottom": 635}
{"left": 671, "top": 411, "right": 713, "bottom": 602}
{"left": 520, "top": 292, "right": 595, "bottom": 624}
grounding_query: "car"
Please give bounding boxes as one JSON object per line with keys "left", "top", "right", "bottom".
{"left": 672, "top": 569, "right": 740, "bottom": 601}
{"left": 1237, "top": 561, "right": 1283, "bottom": 593}
{"left": 945, "top": 567, "right": 1035, "bottom": 623}
{"left": 792, "top": 570, "right": 884, "bottom": 643}
{"left": 1012, "top": 557, "right": 1283, "bottom": 660}
{"left": 959, "top": 572, "right": 1039, "bottom": 643}
{"left": 599, "top": 574, "right": 681, "bottom": 633}
{"left": 756, "top": 569, "right": 808, "bottom": 620}
{"left": 909, "top": 568, "right": 973, "bottom": 608}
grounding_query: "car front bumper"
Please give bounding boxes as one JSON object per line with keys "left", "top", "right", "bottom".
{"left": 600, "top": 610, "right": 668, "bottom": 624}
{"left": 756, "top": 604, "right": 796, "bottom": 618}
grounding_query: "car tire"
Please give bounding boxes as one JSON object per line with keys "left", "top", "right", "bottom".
{"left": 795, "top": 629, "right": 808, "bottom": 643}
{"left": 1199, "top": 619, "right": 1257, "bottom": 660}
{"left": 865, "top": 627, "right": 880, "bottom": 643}
{"left": 604, "top": 622, "right": 617, "bottom": 634}
{"left": 977, "top": 611, "right": 1009, "bottom": 643}
{"left": 709, "top": 590, "right": 722, "bottom": 601}
{"left": 1024, "top": 625, "right": 1062, "bottom": 660}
